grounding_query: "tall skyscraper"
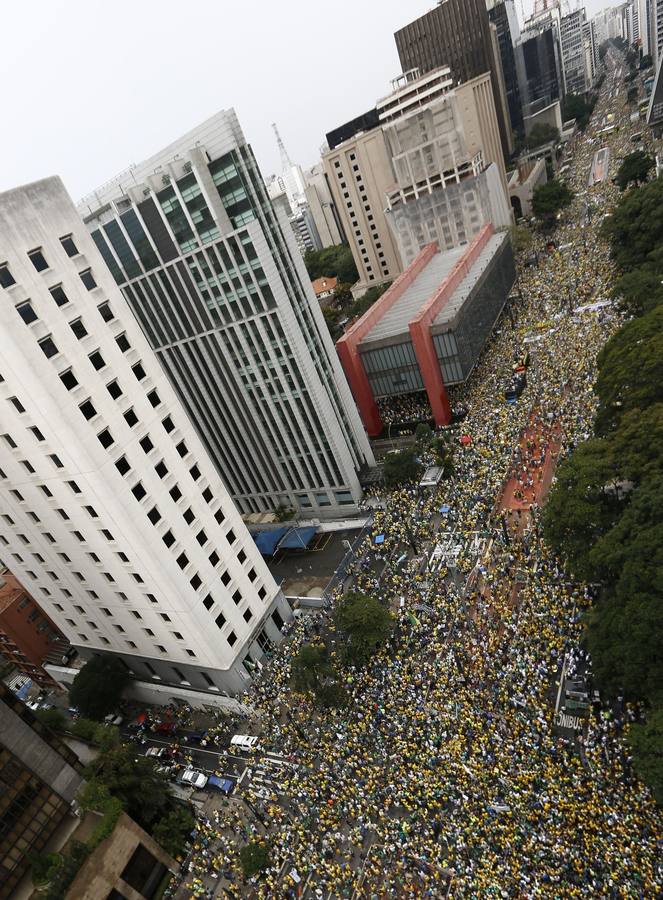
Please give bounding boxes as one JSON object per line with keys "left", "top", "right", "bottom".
{"left": 78, "top": 110, "right": 374, "bottom": 520}
{"left": 515, "top": 11, "right": 565, "bottom": 123}
{"left": 560, "top": 8, "right": 590, "bottom": 95}
{"left": 0, "top": 177, "right": 292, "bottom": 696}
{"left": 394, "top": 0, "right": 514, "bottom": 158}
{"left": 487, "top": 0, "right": 525, "bottom": 137}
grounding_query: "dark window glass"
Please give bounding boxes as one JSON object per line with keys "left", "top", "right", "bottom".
{"left": 176, "top": 440, "right": 188, "bottom": 458}
{"left": 115, "top": 332, "right": 131, "bottom": 352}
{"left": 107, "top": 379, "right": 122, "bottom": 399}
{"left": 132, "top": 362, "right": 146, "bottom": 380}
{"left": 49, "top": 453, "right": 64, "bottom": 468}
{"left": 227, "top": 630, "right": 237, "bottom": 646}
{"left": 137, "top": 197, "right": 179, "bottom": 262}
{"left": 97, "top": 428, "right": 114, "bottom": 449}
{"left": 120, "top": 208, "right": 160, "bottom": 270}
{"left": 162, "top": 530, "right": 175, "bottom": 547}
{"left": 29, "top": 426, "right": 45, "bottom": 441}
{"left": 176, "top": 552, "right": 188, "bottom": 570}
{"left": 124, "top": 408, "right": 138, "bottom": 427}
{"left": 50, "top": 284, "right": 69, "bottom": 306}
{"left": 98, "top": 301, "right": 114, "bottom": 322}
{"left": 189, "top": 464, "right": 201, "bottom": 481}
{"left": 91, "top": 229, "right": 124, "bottom": 285}
{"left": 67, "top": 480, "right": 81, "bottom": 493}
{"left": 139, "top": 435, "right": 153, "bottom": 453}
{"left": 79, "top": 269, "right": 96, "bottom": 290}
{"left": 209, "top": 550, "right": 219, "bottom": 566}
{"left": 29, "top": 248, "right": 48, "bottom": 271}
{"left": 132, "top": 482, "right": 146, "bottom": 501}
{"left": 60, "top": 234, "right": 79, "bottom": 257}
{"left": 202, "top": 487, "right": 213, "bottom": 503}
{"left": 39, "top": 336, "right": 58, "bottom": 358}
{"left": 162, "top": 415, "right": 175, "bottom": 433}
{"left": 190, "top": 574, "right": 202, "bottom": 589}
{"left": 147, "top": 389, "right": 160, "bottom": 407}
{"left": 147, "top": 506, "right": 161, "bottom": 524}
{"left": 103, "top": 220, "right": 142, "bottom": 279}
{"left": 215, "top": 611, "right": 225, "bottom": 626}
{"left": 155, "top": 460, "right": 168, "bottom": 478}
{"left": 0, "top": 264, "right": 16, "bottom": 288}
{"left": 16, "top": 301, "right": 37, "bottom": 324}
{"left": 115, "top": 456, "right": 130, "bottom": 475}
{"left": 69, "top": 318, "right": 88, "bottom": 339}
{"left": 170, "top": 485, "right": 182, "bottom": 502}
{"left": 79, "top": 399, "right": 96, "bottom": 420}
{"left": 60, "top": 369, "right": 78, "bottom": 390}
{"left": 89, "top": 350, "right": 105, "bottom": 370}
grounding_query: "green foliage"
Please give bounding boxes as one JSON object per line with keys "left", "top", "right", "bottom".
{"left": 349, "top": 282, "right": 392, "bottom": 319}
{"left": 151, "top": 805, "right": 196, "bottom": 857}
{"left": 521, "top": 123, "right": 559, "bottom": 150}
{"left": 316, "top": 682, "right": 349, "bottom": 709}
{"left": 291, "top": 642, "right": 333, "bottom": 694}
{"left": 38, "top": 841, "right": 90, "bottom": 900}
{"left": 601, "top": 177, "right": 663, "bottom": 271}
{"left": 84, "top": 743, "right": 173, "bottom": 829}
{"left": 273, "top": 504, "right": 295, "bottom": 523}
{"left": 333, "top": 281, "right": 353, "bottom": 304}
{"left": 414, "top": 423, "right": 433, "bottom": 447}
{"left": 628, "top": 710, "right": 663, "bottom": 805}
{"left": 616, "top": 151, "right": 655, "bottom": 191}
{"left": 29, "top": 851, "right": 63, "bottom": 886}
{"left": 510, "top": 225, "right": 533, "bottom": 252}
{"left": 93, "top": 723, "right": 120, "bottom": 751}
{"left": 611, "top": 265, "right": 663, "bottom": 317}
{"left": 430, "top": 435, "right": 455, "bottom": 477}
{"left": 383, "top": 447, "right": 423, "bottom": 488}
{"left": 69, "top": 655, "right": 131, "bottom": 721}
{"left": 334, "top": 591, "right": 393, "bottom": 665}
{"left": 303, "top": 244, "right": 358, "bottom": 284}
{"left": 532, "top": 179, "right": 574, "bottom": 226}
{"left": 563, "top": 92, "right": 597, "bottom": 131}
{"left": 240, "top": 840, "right": 270, "bottom": 878}
{"left": 34, "top": 707, "right": 66, "bottom": 732}
{"left": 70, "top": 717, "right": 98, "bottom": 741}
{"left": 594, "top": 308, "right": 663, "bottom": 434}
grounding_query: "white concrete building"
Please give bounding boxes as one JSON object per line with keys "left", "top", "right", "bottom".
{"left": 0, "top": 177, "right": 292, "bottom": 697}
{"left": 560, "top": 8, "right": 591, "bottom": 95}
{"left": 77, "top": 110, "right": 374, "bottom": 520}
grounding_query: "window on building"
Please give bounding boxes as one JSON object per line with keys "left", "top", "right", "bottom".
{"left": 60, "top": 234, "right": 79, "bottom": 257}
{"left": 79, "top": 399, "right": 97, "bottom": 420}
{"left": 29, "top": 426, "right": 45, "bottom": 441}
{"left": 16, "top": 301, "right": 37, "bottom": 324}
{"left": 89, "top": 350, "right": 106, "bottom": 370}
{"left": 98, "top": 301, "right": 114, "bottom": 322}
{"left": 0, "top": 263, "right": 16, "bottom": 288}
{"left": 9, "top": 396, "right": 25, "bottom": 413}
{"left": 48, "top": 453, "right": 64, "bottom": 468}
{"left": 67, "top": 479, "right": 81, "bottom": 493}
{"left": 155, "top": 460, "right": 168, "bottom": 478}
{"left": 106, "top": 379, "right": 122, "bottom": 399}
{"left": 132, "top": 362, "right": 146, "bottom": 381}
{"left": 60, "top": 368, "right": 78, "bottom": 390}
{"left": 169, "top": 485, "right": 182, "bottom": 502}
{"left": 79, "top": 268, "right": 97, "bottom": 290}
{"left": 115, "top": 333, "right": 131, "bottom": 353}
{"left": 131, "top": 482, "right": 146, "bottom": 501}
{"left": 162, "top": 530, "right": 175, "bottom": 548}
{"left": 28, "top": 248, "right": 49, "bottom": 271}
{"left": 162, "top": 415, "right": 175, "bottom": 433}
{"left": 147, "top": 389, "right": 160, "bottom": 408}
{"left": 97, "top": 428, "right": 114, "bottom": 449}
{"left": 69, "top": 318, "right": 88, "bottom": 340}
{"left": 139, "top": 435, "right": 153, "bottom": 453}
{"left": 49, "top": 284, "right": 69, "bottom": 307}
{"left": 38, "top": 336, "right": 58, "bottom": 358}
{"left": 123, "top": 408, "right": 138, "bottom": 428}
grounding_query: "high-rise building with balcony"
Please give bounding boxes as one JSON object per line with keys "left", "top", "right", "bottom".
{"left": 0, "top": 177, "right": 292, "bottom": 696}
{"left": 77, "top": 110, "right": 374, "bottom": 520}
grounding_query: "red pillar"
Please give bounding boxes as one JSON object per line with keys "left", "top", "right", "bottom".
{"left": 336, "top": 341, "right": 383, "bottom": 436}
{"left": 408, "top": 322, "right": 452, "bottom": 426}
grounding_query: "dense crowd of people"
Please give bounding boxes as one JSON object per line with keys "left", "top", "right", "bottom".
{"left": 174, "top": 53, "right": 663, "bottom": 898}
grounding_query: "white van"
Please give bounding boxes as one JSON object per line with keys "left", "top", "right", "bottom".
{"left": 230, "top": 734, "right": 259, "bottom": 752}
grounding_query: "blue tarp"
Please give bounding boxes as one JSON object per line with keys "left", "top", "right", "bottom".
{"left": 253, "top": 527, "right": 289, "bottom": 556}
{"left": 278, "top": 526, "right": 318, "bottom": 550}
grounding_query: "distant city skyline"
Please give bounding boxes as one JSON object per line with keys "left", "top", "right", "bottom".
{"left": 2, "top": 0, "right": 616, "bottom": 202}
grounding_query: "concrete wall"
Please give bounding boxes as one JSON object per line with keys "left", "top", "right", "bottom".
{"left": 67, "top": 812, "right": 177, "bottom": 900}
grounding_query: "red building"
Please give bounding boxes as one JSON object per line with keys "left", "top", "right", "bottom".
{"left": 0, "top": 571, "right": 67, "bottom": 690}
{"left": 336, "top": 225, "right": 516, "bottom": 436}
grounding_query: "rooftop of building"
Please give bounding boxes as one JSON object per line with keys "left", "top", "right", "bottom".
{"left": 311, "top": 276, "right": 338, "bottom": 297}
{"left": 355, "top": 228, "right": 507, "bottom": 349}
{"left": 0, "top": 569, "right": 27, "bottom": 615}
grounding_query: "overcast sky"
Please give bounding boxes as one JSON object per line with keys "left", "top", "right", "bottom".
{"left": 2, "top": 0, "right": 614, "bottom": 201}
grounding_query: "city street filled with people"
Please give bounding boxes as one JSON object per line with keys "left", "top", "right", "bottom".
{"left": 169, "top": 52, "right": 663, "bottom": 899}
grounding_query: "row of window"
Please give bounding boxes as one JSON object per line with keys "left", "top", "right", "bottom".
{"left": 0, "top": 235, "right": 80, "bottom": 290}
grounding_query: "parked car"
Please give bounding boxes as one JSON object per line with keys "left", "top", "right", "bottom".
{"left": 207, "top": 775, "right": 234, "bottom": 795}
{"left": 177, "top": 769, "right": 208, "bottom": 789}
{"left": 230, "top": 734, "right": 259, "bottom": 752}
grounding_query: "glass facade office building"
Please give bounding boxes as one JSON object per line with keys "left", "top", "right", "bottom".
{"left": 79, "top": 110, "right": 374, "bottom": 518}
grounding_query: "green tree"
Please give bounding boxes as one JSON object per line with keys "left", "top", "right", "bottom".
{"left": 151, "top": 805, "right": 196, "bottom": 857}
{"left": 85, "top": 744, "right": 172, "bottom": 829}
{"left": 532, "top": 179, "right": 574, "bottom": 226}
{"left": 414, "top": 423, "right": 433, "bottom": 447}
{"left": 333, "top": 281, "right": 353, "bottom": 304}
{"left": 303, "top": 244, "right": 358, "bottom": 284}
{"left": 628, "top": 710, "right": 663, "bottom": 805}
{"left": 240, "top": 840, "right": 270, "bottom": 878}
{"left": 70, "top": 718, "right": 98, "bottom": 741}
{"left": 594, "top": 308, "right": 663, "bottom": 434}
{"left": 349, "top": 281, "right": 392, "bottom": 320}
{"left": 522, "top": 123, "right": 559, "bottom": 149}
{"left": 430, "top": 435, "right": 455, "bottom": 477}
{"left": 601, "top": 177, "right": 663, "bottom": 271}
{"left": 93, "top": 723, "right": 120, "bottom": 751}
{"left": 34, "top": 707, "right": 66, "bottom": 732}
{"left": 291, "top": 642, "right": 334, "bottom": 694}
{"left": 611, "top": 266, "right": 663, "bottom": 317}
{"left": 383, "top": 447, "right": 423, "bottom": 488}
{"left": 616, "top": 151, "right": 655, "bottom": 190}
{"left": 334, "top": 591, "right": 393, "bottom": 665}
{"left": 69, "top": 655, "right": 131, "bottom": 721}
{"left": 563, "top": 92, "right": 596, "bottom": 130}
{"left": 510, "top": 225, "right": 533, "bottom": 252}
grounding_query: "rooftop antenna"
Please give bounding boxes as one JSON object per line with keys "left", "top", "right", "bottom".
{"left": 272, "top": 123, "right": 293, "bottom": 170}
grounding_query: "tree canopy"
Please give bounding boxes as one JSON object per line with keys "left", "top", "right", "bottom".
{"left": 522, "top": 123, "right": 559, "bottom": 150}
{"left": 601, "top": 177, "right": 663, "bottom": 271}
{"left": 383, "top": 447, "right": 423, "bottom": 487}
{"left": 628, "top": 710, "right": 663, "bottom": 805}
{"left": 240, "top": 841, "right": 271, "bottom": 878}
{"left": 304, "top": 244, "right": 358, "bottom": 284}
{"left": 616, "top": 151, "right": 655, "bottom": 191}
{"left": 594, "top": 307, "right": 663, "bottom": 434}
{"left": 334, "top": 591, "right": 393, "bottom": 665}
{"left": 532, "top": 179, "right": 574, "bottom": 225}
{"left": 69, "top": 655, "right": 131, "bottom": 720}
{"left": 563, "top": 92, "right": 597, "bottom": 131}
{"left": 611, "top": 265, "right": 663, "bottom": 317}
